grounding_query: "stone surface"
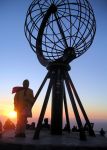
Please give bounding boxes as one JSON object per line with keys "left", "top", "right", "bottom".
{"left": 0, "top": 130, "right": 107, "bottom": 150}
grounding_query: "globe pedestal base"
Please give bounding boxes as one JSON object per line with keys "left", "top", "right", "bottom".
{"left": 33, "top": 64, "right": 95, "bottom": 140}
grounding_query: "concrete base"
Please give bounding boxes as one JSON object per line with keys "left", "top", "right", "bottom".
{"left": 0, "top": 130, "right": 107, "bottom": 150}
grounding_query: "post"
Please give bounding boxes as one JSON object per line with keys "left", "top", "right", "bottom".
{"left": 51, "top": 68, "right": 64, "bottom": 135}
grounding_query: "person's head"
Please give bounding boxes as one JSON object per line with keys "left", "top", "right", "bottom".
{"left": 44, "top": 118, "right": 48, "bottom": 124}
{"left": 23, "top": 79, "right": 29, "bottom": 89}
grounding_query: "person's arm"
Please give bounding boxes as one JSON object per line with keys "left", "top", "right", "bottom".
{"left": 25, "top": 89, "right": 35, "bottom": 108}
{"left": 29, "top": 90, "right": 35, "bottom": 107}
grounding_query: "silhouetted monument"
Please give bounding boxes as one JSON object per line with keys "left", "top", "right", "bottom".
{"left": 24, "top": 0, "right": 96, "bottom": 140}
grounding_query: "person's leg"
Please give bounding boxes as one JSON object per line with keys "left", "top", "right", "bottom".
{"left": 15, "top": 113, "right": 27, "bottom": 137}
{"left": 19, "top": 116, "right": 27, "bottom": 135}
{"left": 15, "top": 112, "right": 21, "bottom": 135}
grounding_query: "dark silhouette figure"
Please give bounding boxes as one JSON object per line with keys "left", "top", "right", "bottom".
{"left": 13, "top": 79, "right": 35, "bottom": 137}
{"left": 26, "top": 122, "right": 35, "bottom": 130}
{"left": 63, "top": 123, "right": 70, "bottom": 132}
{"left": 3, "top": 119, "right": 15, "bottom": 130}
{"left": 26, "top": 123, "right": 31, "bottom": 130}
{"left": 84, "top": 123, "right": 89, "bottom": 131}
{"left": 84, "top": 122, "right": 94, "bottom": 132}
{"left": 100, "top": 128, "right": 105, "bottom": 136}
{"left": 42, "top": 118, "right": 50, "bottom": 130}
{"left": 30, "top": 122, "right": 35, "bottom": 130}
{"left": 71, "top": 125, "right": 78, "bottom": 132}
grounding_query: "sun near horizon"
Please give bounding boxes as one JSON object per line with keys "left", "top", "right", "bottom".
{"left": 1, "top": 105, "right": 17, "bottom": 121}
{"left": 8, "top": 111, "right": 17, "bottom": 119}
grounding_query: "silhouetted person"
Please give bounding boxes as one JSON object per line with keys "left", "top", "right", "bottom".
{"left": 63, "top": 123, "right": 70, "bottom": 132}
{"left": 100, "top": 128, "right": 105, "bottom": 136}
{"left": 13, "top": 79, "right": 35, "bottom": 137}
{"left": 3, "top": 119, "right": 15, "bottom": 130}
{"left": 84, "top": 123, "right": 89, "bottom": 131}
{"left": 26, "top": 123, "right": 31, "bottom": 130}
{"left": 30, "top": 122, "right": 35, "bottom": 130}
{"left": 26, "top": 122, "right": 35, "bottom": 130}
{"left": 72, "top": 125, "right": 78, "bottom": 132}
{"left": 42, "top": 118, "right": 50, "bottom": 130}
{"left": 84, "top": 122, "right": 94, "bottom": 132}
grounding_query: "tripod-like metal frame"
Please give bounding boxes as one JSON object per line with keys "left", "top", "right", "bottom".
{"left": 24, "top": 0, "right": 96, "bottom": 141}
{"left": 33, "top": 64, "right": 95, "bottom": 140}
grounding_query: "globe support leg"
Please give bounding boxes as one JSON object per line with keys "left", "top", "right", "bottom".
{"left": 66, "top": 72, "right": 95, "bottom": 136}
{"left": 33, "top": 72, "right": 50, "bottom": 106}
{"left": 33, "top": 75, "right": 53, "bottom": 139}
{"left": 51, "top": 69, "right": 64, "bottom": 135}
{"left": 65, "top": 73, "right": 86, "bottom": 140}
{"left": 33, "top": 65, "right": 94, "bottom": 140}
{"left": 63, "top": 87, "right": 71, "bottom": 133}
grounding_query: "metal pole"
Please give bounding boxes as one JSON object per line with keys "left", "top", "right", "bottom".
{"left": 63, "top": 86, "right": 70, "bottom": 133}
{"left": 64, "top": 72, "right": 86, "bottom": 140}
{"left": 33, "top": 74, "right": 53, "bottom": 139}
{"left": 33, "top": 72, "right": 49, "bottom": 106}
{"left": 51, "top": 69, "right": 64, "bottom": 135}
{"left": 66, "top": 72, "right": 95, "bottom": 136}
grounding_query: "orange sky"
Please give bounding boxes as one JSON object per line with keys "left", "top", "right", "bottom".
{"left": 0, "top": 93, "right": 106, "bottom": 128}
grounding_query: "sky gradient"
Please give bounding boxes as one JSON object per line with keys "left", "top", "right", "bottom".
{"left": 0, "top": 0, "right": 107, "bottom": 130}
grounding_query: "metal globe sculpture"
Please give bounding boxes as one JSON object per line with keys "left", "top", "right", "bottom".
{"left": 24, "top": 0, "right": 96, "bottom": 66}
{"left": 24, "top": 0, "right": 96, "bottom": 140}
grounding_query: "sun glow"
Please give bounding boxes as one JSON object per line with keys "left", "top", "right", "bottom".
{"left": 8, "top": 111, "right": 17, "bottom": 119}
